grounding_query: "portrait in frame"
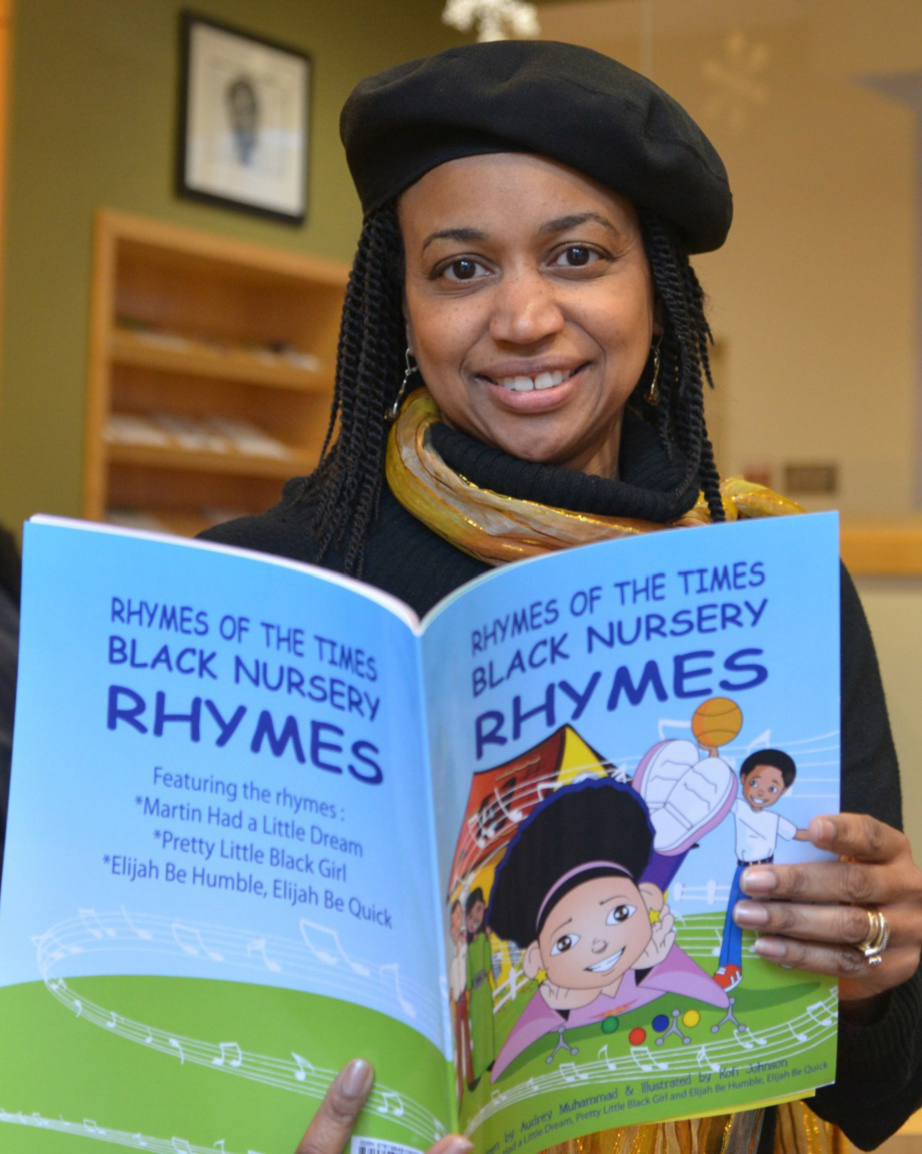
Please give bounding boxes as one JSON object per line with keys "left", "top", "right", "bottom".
{"left": 178, "top": 12, "right": 310, "bottom": 224}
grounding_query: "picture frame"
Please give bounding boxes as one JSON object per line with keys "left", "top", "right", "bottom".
{"left": 177, "top": 12, "right": 310, "bottom": 224}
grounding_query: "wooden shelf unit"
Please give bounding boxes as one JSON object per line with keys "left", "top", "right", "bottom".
{"left": 84, "top": 210, "right": 349, "bottom": 535}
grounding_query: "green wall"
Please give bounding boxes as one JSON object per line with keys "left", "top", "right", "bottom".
{"left": 0, "top": 0, "right": 466, "bottom": 535}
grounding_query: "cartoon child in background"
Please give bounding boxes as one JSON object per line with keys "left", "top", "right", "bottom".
{"left": 714, "top": 749, "right": 809, "bottom": 991}
{"left": 465, "top": 887, "right": 496, "bottom": 1088}
{"left": 631, "top": 697, "right": 741, "bottom": 894}
{"left": 449, "top": 899, "right": 472, "bottom": 1098}
{"left": 487, "top": 780, "right": 729, "bottom": 1081}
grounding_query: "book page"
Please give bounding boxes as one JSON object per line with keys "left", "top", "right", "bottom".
{"left": 0, "top": 519, "right": 450, "bottom": 1154}
{"left": 420, "top": 514, "right": 840, "bottom": 1152}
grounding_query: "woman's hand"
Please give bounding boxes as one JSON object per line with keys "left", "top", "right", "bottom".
{"left": 295, "top": 1060, "right": 472, "bottom": 1154}
{"left": 733, "top": 813, "right": 922, "bottom": 1019}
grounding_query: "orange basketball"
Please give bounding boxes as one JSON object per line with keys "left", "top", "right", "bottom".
{"left": 691, "top": 697, "right": 743, "bottom": 749}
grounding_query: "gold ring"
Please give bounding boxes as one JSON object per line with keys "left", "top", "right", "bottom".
{"left": 855, "top": 908, "right": 890, "bottom": 960}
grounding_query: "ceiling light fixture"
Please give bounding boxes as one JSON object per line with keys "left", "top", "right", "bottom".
{"left": 442, "top": 0, "right": 540, "bottom": 43}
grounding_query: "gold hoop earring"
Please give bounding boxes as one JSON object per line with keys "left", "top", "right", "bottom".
{"left": 644, "top": 340, "right": 661, "bottom": 407}
{"left": 387, "top": 349, "right": 419, "bottom": 421}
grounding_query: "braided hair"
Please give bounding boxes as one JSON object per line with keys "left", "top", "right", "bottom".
{"left": 301, "top": 200, "right": 723, "bottom": 575}
{"left": 637, "top": 209, "right": 724, "bottom": 524}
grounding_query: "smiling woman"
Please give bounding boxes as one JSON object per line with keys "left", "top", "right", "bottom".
{"left": 199, "top": 38, "right": 922, "bottom": 1154}
{"left": 399, "top": 154, "right": 656, "bottom": 478}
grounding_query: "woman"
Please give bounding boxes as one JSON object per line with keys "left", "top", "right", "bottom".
{"left": 203, "top": 40, "right": 922, "bottom": 1154}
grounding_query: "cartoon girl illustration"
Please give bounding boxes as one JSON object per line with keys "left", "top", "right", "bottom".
{"left": 464, "top": 886, "right": 496, "bottom": 1087}
{"left": 448, "top": 898, "right": 473, "bottom": 1096}
{"left": 487, "top": 779, "right": 729, "bottom": 1081}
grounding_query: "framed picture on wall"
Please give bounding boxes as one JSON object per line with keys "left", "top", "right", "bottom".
{"left": 177, "top": 12, "right": 310, "bottom": 224}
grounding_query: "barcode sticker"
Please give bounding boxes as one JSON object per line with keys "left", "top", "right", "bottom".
{"left": 352, "top": 1139, "right": 422, "bottom": 1154}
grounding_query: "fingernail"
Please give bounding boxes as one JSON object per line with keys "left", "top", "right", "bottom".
{"left": 753, "top": 937, "right": 786, "bottom": 960}
{"left": 741, "top": 867, "right": 777, "bottom": 893}
{"left": 810, "top": 817, "right": 835, "bottom": 843}
{"left": 340, "top": 1059, "right": 374, "bottom": 1099}
{"left": 734, "top": 901, "right": 769, "bottom": 927}
{"left": 442, "top": 1138, "right": 473, "bottom": 1154}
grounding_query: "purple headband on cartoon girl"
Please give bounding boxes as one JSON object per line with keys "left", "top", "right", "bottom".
{"left": 536, "top": 859, "right": 633, "bottom": 931}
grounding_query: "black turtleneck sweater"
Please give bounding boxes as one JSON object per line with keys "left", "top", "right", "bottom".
{"left": 201, "top": 414, "right": 921, "bottom": 1150}
{"left": 202, "top": 413, "right": 701, "bottom": 617}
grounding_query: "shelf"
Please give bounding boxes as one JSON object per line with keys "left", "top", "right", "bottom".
{"left": 840, "top": 517, "right": 922, "bottom": 577}
{"left": 110, "top": 328, "right": 329, "bottom": 392}
{"left": 84, "top": 211, "right": 348, "bottom": 531}
{"left": 105, "top": 441, "right": 308, "bottom": 480}
{"left": 106, "top": 507, "right": 246, "bottom": 539}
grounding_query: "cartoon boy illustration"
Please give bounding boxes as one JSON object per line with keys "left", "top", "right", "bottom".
{"left": 465, "top": 887, "right": 496, "bottom": 1087}
{"left": 487, "top": 779, "right": 729, "bottom": 1081}
{"left": 714, "top": 749, "right": 809, "bottom": 991}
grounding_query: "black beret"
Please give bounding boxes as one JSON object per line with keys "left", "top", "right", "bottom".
{"left": 341, "top": 40, "right": 731, "bottom": 253}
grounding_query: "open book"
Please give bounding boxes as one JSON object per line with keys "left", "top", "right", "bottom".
{"left": 0, "top": 512, "right": 841, "bottom": 1154}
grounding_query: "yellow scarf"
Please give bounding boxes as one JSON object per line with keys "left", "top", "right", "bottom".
{"left": 387, "top": 391, "right": 838, "bottom": 1154}
{"left": 547, "top": 1101, "right": 844, "bottom": 1154}
{"left": 385, "top": 390, "right": 802, "bottom": 566}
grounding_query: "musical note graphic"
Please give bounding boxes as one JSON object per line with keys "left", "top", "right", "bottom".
{"left": 631, "top": 1047, "right": 667, "bottom": 1073}
{"left": 492, "top": 783, "right": 525, "bottom": 825}
{"left": 597, "top": 1044, "right": 618, "bottom": 1071}
{"left": 212, "top": 1041, "right": 244, "bottom": 1068}
{"left": 172, "top": 923, "right": 224, "bottom": 962}
{"left": 292, "top": 1052, "right": 316, "bottom": 1083}
{"left": 79, "top": 908, "right": 116, "bottom": 939}
{"left": 806, "top": 1001, "right": 834, "bottom": 1028}
{"left": 299, "top": 919, "right": 370, "bottom": 976}
{"left": 29, "top": 910, "right": 454, "bottom": 1148}
{"left": 121, "top": 907, "right": 152, "bottom": 940}
{"left": 656, "top": 718, "right": 693, "bottom": 741}
{"left": 35, "top": 929, "right": 79, "bottom": 964}
{"left": 377, "top": 1091, "right": 406, "bottom": 1118}
{"left": 559, "top": 1062, "right": 589, "bottom": 1082}
{"left": 697, "top": 1046, "right": 719, "bottom": 1073}
{"left": 745, "top": 730, "right": 772, "bottom": 755}
{"left": 787, "top": 1021, "right": 808, "bottom": 1044}
{"left": 379, "top": 962, "right": 416, "bottom": 1018}
{"left": 247, "top": 938, "right": 281, "bottom": 973}
{"left": 171, "top": 1139, "right": 193, "bottom": 1154}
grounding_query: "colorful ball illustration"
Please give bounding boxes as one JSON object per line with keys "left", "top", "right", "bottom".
{"left": 629, "top": 1027, "right": 647, "bottom": 1045}
{"left": 692, "top": 697, "right": 743, "bottom": 749}
{"left": 652, "top": 1014, "right": 669, "bottom": 1033}
{"left": 682, "top": 1010, "right": 701, "bottom": 1029}
{"left": 601, "top": 1016, "right": 619, "bottom": 1034}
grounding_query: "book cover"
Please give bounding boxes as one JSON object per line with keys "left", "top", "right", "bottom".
{"left": 0, "top": 512, "right": 840, "bottom": 1154}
